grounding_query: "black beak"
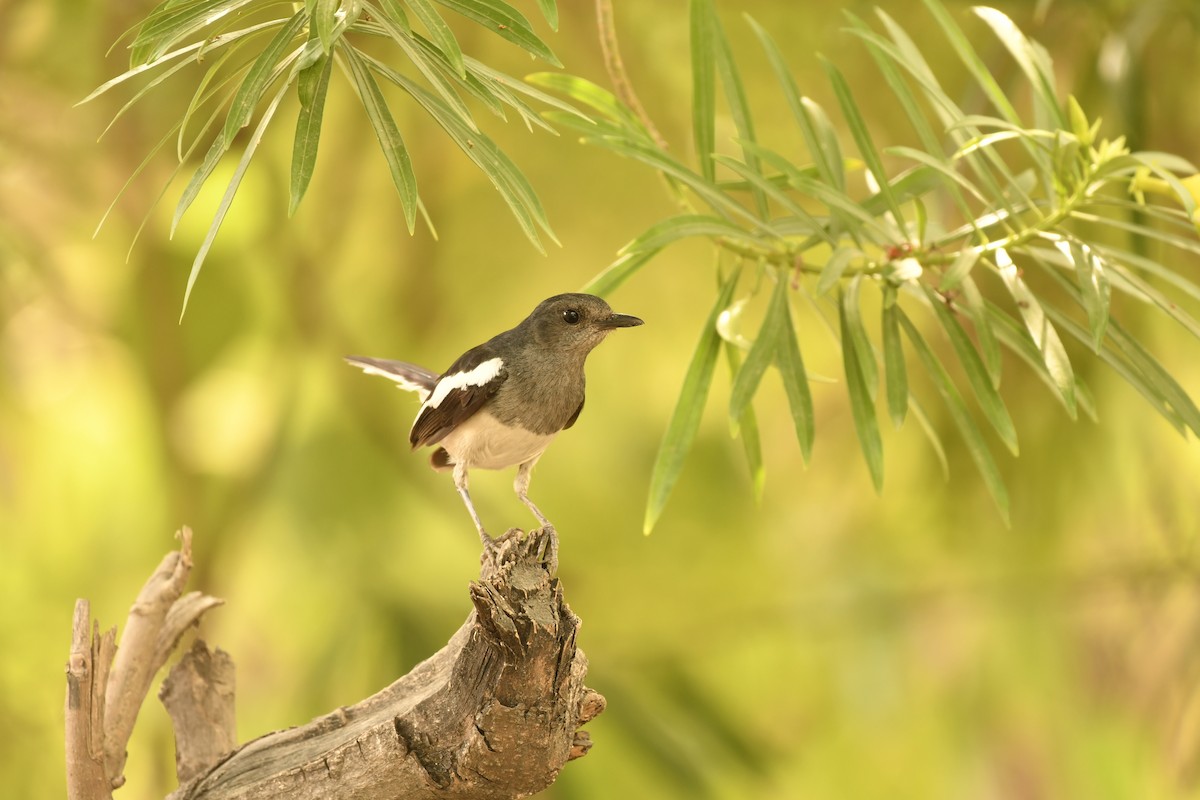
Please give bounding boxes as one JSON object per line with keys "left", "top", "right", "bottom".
{"left": 602, "top": 312, "right": 644, "bottom": 329}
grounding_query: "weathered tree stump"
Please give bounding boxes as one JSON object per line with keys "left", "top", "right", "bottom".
{"left": 65, "top": 527, "right": 603, "bottom": 800}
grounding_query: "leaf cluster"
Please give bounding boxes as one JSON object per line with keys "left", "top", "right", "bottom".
{"left": 539, "top": 0, "right": 1200, "bottom": 532}
{"left": 85, "top": 0, "right": 571, "bottom": 313}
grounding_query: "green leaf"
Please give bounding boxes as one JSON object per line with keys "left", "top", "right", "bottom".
{"left": 341, "top": 45, "right": 418, "bottom": 234}
{"left": 1066, "top": 239, "right": 1110, "bottom": 351}
{"left": 1041, "top": 303, "right": 1185, "bottom": 435}
{"left": 840, "top": 287, "right": 884, "bottom": 492}
{"left": 368, "top": 5, "right": 478, "bottom": 131}
{"left": 363, "top": 53, "right": 554, "bottom": 249}
{"left": 535, "top": 0, "right": 557, "bottom": 30}
{"left": 938, "top": 248, "right": 980, "bottom": 292}
{"left": 842, "top": 276, "right": 878, "bottom": 401}
{"left": 313, "top": 0, "right": 341, "bottom": 54}
{"left": 712, "top": 154, "right": 832, "bottom": 245}
{"left": 583, "top": 249, "right": 662, "bottom": 297}
{"left": 972, "top": 6, "right": 1065, "bottom": 129}
{"left": 775, "top": 287, "right": 814, "bottom": 461}
{"left": 376, "top": 0, "right": 413, "bottom": 34}
{"left": 172, "top": 133, "right": 227, "bottom": 237}
{"left": 924, "top": 286, "right": 1019, "bottom": 455}
{"left": 886, "top": 145, "right": 989, "bottom": 206}
{"left": 881, "top": 288, "right": 907, "bottom": 428}
{"left": 289, "top": 52, "right": 333, "bottom": 216}
{"left": 645, "top": 267, "right": 742, "bottom": 534}
{"left": 587, "top": 137, "right": 764, "bottom": 227}
{"left": 817, "top": 247, "right": 861, "bottom": 297}
{"left": 958, "top": 275, "right": 1001, "bottom": 387}
{"left": 703, "top": 5, "right": 767, "bottom": 218}
{"left": 621, "top": 214, "right": 764, "bottom": 255}
{"left": 746, "top": 15, "right": 844, "bottom": 191}
{"left": 985, "top": 302, "right": 1082, "bottom": 422}
{"left": 526, "top": 72, "right": 644, "bottom": 132}
{"left": 182, "top": 75, "right": 294, "bottom": 317}
{"left": 724, "top": 344, "right": 766, "bottom": 501}
{"left": 909, "top": 393, "right": 950, "bottom": 479}
{"left": 406, "top": 0, "right": 465, "bottom": 77}
{"left": 222, "top": 11, "right": 306, "bottom": 148}
{"left": 80, "top": 18, "right": 285, "bottom": 105}
{"left": 729, "top": 280, "right": 788, "bottom": 429}
{"left": 822, "top": 57, "right": 906, "bottom": 232}
{"left": 689, "top": 0, "right": 717, "bottom": 182}
{"left": 993, "top": 248, "right": 1076, "bottom": 415}
{"left": 899, "top": 309, "right": 1010, "bottom": 523}
{"left": 131, "top": 0, "right": 257, "bottom": 66}
{"left": 430, "top": 0, "right": 560, "bottom": 66}
{"left": 1039, "top": 267, "right": 1200, "bottom": 436}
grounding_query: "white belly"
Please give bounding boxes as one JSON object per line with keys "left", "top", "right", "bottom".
{"left": 439, "top": 410, "right": 555, "bottom": 470}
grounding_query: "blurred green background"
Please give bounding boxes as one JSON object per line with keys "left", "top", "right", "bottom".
{"left": 5, "top": 0, "right": 1200, "bottom": 797}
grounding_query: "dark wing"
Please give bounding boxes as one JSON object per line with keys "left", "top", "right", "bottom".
{"left": 563, "top": 397, "right": 584, "bottom": 429}
{"left": 408, "top": 344, "right": 507, "bottom": 449}
{"left": 344, "top": 356, "right": 439, "bottom": 400}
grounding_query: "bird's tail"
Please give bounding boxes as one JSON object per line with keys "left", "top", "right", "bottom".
{"left": 344, "top": 356, "right": 438, "bottom": 402}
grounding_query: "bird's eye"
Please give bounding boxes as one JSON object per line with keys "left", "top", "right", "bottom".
{"left": 562, "top": 309, "right": 581, "bottom": 325}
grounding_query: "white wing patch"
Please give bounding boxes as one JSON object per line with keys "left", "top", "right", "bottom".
{"left": 425, "top": 357, "right": 504, "bottom": 410}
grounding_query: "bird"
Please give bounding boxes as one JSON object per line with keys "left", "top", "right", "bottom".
{"left": 346, "top": 293, "right": 644, "bottom": 545}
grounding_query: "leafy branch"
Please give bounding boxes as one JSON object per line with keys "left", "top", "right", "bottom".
{"left": 84, "top": 0, "right": 574, "bottom": 313}
{"left": 544, "top": 0, "right": 1200, "bottom": 531}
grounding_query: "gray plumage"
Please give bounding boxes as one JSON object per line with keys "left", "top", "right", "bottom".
{"left": 346, "top": 293, "right": 643, "bottom": 544}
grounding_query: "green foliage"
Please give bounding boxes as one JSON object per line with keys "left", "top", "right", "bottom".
{"left": 82, "top": 0, "right": 563, "bottom": 312}
{"left": 84, "top": 0, "right": 1200, "bottom": 530}
{"left": 542, "top": 0, "right": 1200, "bottom": 530}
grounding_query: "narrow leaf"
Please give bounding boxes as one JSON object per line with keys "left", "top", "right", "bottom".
{"left": 882, "top": 288, "right": 908, "bottom": 428}
{"left": 924, "top": 286, "right": 1019, "bottom": 455}
{"left": 724, "top": 344, "right": 766, "bottom": 501}
{"left": 1064, "top": 239, "right": 1110, "bottom": 351}
{"left": 289, "top": 53, "right": 333, "bottom": 215}
{"left": 535, "top": 0, "right": 558, "bottom": 30}
{"left": 341, "top": 45, "right": 418, "bottom": 233}
{"left": 705, "top": 5, "right": 767, "bottom": 217}
{"left": 993, "top": 248, "right": 1075, "bottom": 414}
{"left": 222, "top": 11, "right": 306, "bottom": 148}
{"left": 938, "top": 248, "right": 980, "bottom": 292}
{"left": 621, "top": 214, "right": 761, "bottom": 255}
{"left": 729, "top": 281, "right": 788, "bottom": 428}
{"left": 689, "top": 0, "right": 717, "bottom": 182}
{"left": 406, "top": 0, "right": 465, "bottom": 76}
{"left": 985, "top": 302, "right": 1081, "bottom": 421}
{"left": 958, "top": 275, "right": 1001, "bottom": 387}
{"left": 182, "top": 77, "right": 293, "bottom": 317}
{"left": 364, "top": 54, "right": 552, "bottom": 248}
{"left": 842, "top": 276, "right": 878, "bottom": 401}
{"left": 899, "top": 309, "right": 1010, "bottom": 523}
{"left": 817, "top": 247, "right": 861, "bottom": 297}
{"left": 645, "top": 268, "right": 742, "bottom": 534}
{"left": 583, "top": 248, "right": 662, "bottom": 297}
{"left": 775, "top": 289, "right": 815, "bottom": 461}
{"left": 430, "top": 0, "right": 560, "bottom": 65}
{"left": 822, "top": 57, "right": 906, "bottom": 231}
{"left": 746, "top": 15, "right": 844, "bottom": 190}
{"left": 841, "top": 288, "right": 884, "bottom": 492}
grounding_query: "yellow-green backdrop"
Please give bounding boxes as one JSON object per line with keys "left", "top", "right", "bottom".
{"left": 4, "top": 1, "right": 1200, "bottom": 797}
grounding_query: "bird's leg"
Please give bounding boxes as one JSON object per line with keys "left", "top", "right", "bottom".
{"left": 452, "top": 462, "right": 491, "bottom": 547}
{"left": 514, "top": 458, "right": 552, "bottom": 531}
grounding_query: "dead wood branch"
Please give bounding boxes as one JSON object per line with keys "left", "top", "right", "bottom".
{"left": 66, "top": 525, "right": 602, "bottom": 800}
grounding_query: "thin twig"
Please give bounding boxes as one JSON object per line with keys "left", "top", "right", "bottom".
{"left": 595, "top": 0, "right": 667, "bottom": 148}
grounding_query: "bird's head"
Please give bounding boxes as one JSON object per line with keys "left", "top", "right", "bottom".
{"left": 523, "top": 293, "right": 644, "bottom": 354}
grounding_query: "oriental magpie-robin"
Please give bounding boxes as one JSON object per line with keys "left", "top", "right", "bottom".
{"left": 346, "top": 293, "right": 643, "bottom": 544}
